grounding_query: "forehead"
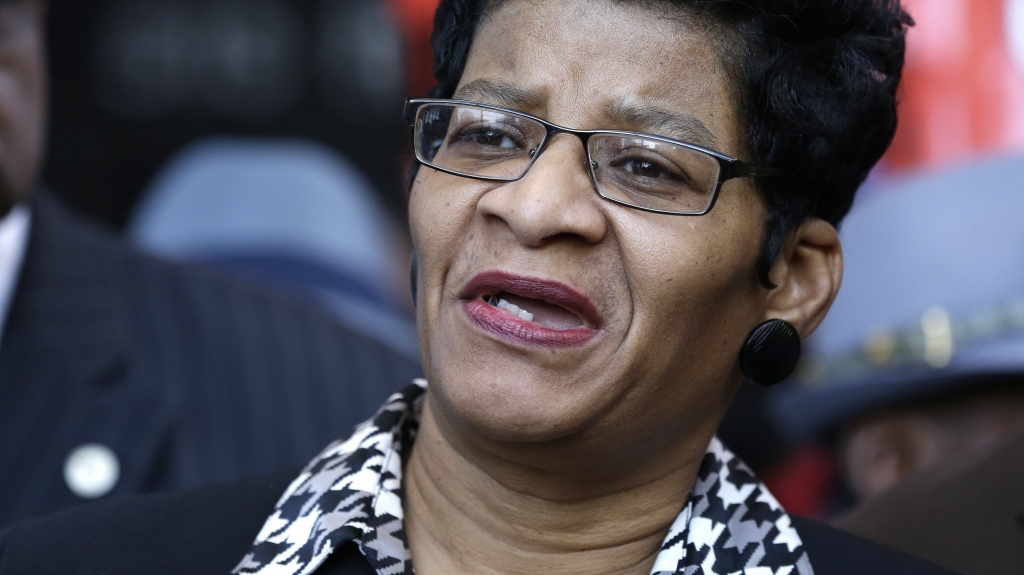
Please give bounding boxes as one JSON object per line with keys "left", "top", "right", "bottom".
{"left": 460, "top": 0, "right": 742, "bottom": 152}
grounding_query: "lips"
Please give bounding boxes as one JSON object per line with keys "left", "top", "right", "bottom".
{"left": 461, "top": 271, "right": 603, "bottom": 348}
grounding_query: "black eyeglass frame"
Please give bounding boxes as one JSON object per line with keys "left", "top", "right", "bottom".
{"left": 404, "top": 98, "right": 789, "bottom": 216}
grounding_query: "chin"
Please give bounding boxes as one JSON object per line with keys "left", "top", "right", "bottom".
{"left": 427, "top": 361, "right": 612, "bottom": 444}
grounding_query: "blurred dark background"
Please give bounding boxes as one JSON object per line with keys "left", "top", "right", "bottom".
{"left": 43, "top": 0, "right": 1024, "bottom": 233}
{"left": 43, "top": 0, "right": 414, "bottom": 228}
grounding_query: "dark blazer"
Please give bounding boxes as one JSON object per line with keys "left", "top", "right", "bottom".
{"left": 0, "top": 469, "right": 960, "bottom": 575}
{"left": 0, "top": 192, "right": 422, "bottom": 528}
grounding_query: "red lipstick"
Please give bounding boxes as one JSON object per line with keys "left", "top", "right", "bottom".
{"left": 461, "top": 271, "right": 603, "bottom": 348}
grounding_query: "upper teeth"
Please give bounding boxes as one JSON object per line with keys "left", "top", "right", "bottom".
{"left": 490, "top": 296, "right": 534, "bottom": 321}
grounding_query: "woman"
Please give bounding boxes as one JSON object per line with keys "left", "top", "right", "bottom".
{"left": 0, "top": 0, "right": 954, "bottom": 574}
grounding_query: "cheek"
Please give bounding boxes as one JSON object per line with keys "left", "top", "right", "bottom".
{"left": 408, "top": 171, "right": 488, "bottom": 329}
{"left": 409, "top": 172, "right": 455, "bottom": 376}
{"left": 409, "top": 171, "right": 465, "bottom": 265}
{"left": 615, "top": 198, "right": 764, "bottom": 378}
{"left": 410, "top": 170, "right": 511, "bottom": 273}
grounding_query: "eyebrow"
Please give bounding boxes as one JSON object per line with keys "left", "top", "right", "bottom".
{"left": 606, "top": 102, "right": 719, "bottom": 149}
{"left": 452, "top": 79, "right": 720, "bottom": 149}
{"left": 453, "top": 79, "right": 545, "bottom": 109}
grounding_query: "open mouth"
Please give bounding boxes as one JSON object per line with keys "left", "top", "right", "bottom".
{"left": 461, "top": 271, "right": 603, "bottom": 348}
{"left": 483, "top": 293, "right": 586, "bottom": 330}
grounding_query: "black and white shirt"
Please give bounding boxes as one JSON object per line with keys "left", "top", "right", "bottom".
{"left": 234, "top": 380, "right": 814, "bottom": 575}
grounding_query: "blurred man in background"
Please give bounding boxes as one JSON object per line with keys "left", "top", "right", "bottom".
{"left": 0, "top": 0, "right": 421, "bottom": 528}
{"left": 772, "top": 155, "right": 1024, "bottom": 575}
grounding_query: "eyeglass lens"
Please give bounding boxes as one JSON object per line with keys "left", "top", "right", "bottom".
{"left": 414, "top": 103, "right": 722, "bottom": 214}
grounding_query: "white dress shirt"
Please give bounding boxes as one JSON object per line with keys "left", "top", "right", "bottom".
{"left": 0, "top": 204, "right": 31, "bottom": 350}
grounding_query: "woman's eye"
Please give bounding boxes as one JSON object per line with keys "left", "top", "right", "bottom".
{"left": 625, "top": 159, "right": 661, "bottom": 178}
{"left": 473, "top": 130, "right": 518, "bottom": 148}
{"left": 454, "top": 124, "right": 523, "bottom": 149}
{"left": 619, "top": 157, "right": 679, "bottom": 181}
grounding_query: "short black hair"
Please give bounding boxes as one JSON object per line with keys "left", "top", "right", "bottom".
{"left": 426, "top": 0, "right": 912, "bottom": 288}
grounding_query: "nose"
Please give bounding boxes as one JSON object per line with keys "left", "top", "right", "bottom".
{"left": 476, "top": 134, "right": 608, "bottom": 248}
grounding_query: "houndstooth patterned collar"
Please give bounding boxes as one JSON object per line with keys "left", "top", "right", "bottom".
{"left": 234, "top": 380, "right": 814, "bottom": 575}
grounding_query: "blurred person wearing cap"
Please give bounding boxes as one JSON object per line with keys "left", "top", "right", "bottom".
{"left": 771, "top": 155, "right": 1024, "bottom": 575}
{"left": 0, "top": 0, "right": 421, "bottom": 528}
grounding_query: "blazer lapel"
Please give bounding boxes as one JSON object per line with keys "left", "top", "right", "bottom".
{"left": 0, "top": 192, "right": 179, "bottom": 526}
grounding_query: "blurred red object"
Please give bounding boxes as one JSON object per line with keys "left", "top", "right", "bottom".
{"left": 761, "top": 444, "right": 838, "bottom": 520}
{"left": 387, "top": 0, "right": 441, "bottom": 97}
{"left": 885, "top": 0, "right": 1024, "bottom": 170}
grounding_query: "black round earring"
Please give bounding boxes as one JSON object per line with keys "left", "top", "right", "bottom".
{"left": 409, "top": 250, "right": 418, "bottom": 308}
{"left": 739, "top": 319, "right": 801, "bottom": 387}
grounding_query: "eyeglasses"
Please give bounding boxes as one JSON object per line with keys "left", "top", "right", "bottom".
{"left": 404, "top": 98, "right": 787, "bottom": 216}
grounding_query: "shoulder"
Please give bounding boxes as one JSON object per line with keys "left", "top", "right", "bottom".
{"left": 30, "top": 190, "right": 325, "bottom": 320}
{"left": 0, "top": 471, "right": 377, "bottom": 575}
{"left": 835, "top": 431, "right": 1024, "bottom": 574}
{"left": 3, "top": 192, "right": 420, "bottom": 516}
{"left": 0, "top": 471, "right": 294, "bottom": 575}
{"left": 28, "top": 189, "right": 421, "bottom": 375}
{"left": 792, "top": 515, "right": 962, "bottom": 575}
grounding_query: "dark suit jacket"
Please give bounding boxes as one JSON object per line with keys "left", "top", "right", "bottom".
{"left": 836, "top": 430, "right": 1024, "bottom": 575}
{"left": 0, "top": 192, "right": 422, "bottom": 528}
{"left": 0, "top": 469, "right": 960, "bottom": 575}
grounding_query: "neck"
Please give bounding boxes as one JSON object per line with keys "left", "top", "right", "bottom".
{"left": 404, "top": 396, "right": 711, "bottom": 575}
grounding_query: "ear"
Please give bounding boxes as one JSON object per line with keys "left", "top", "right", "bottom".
{"left": 842, "top": 418, "right": 909, "bottom": 500}
{"left": 841, "top": 415, "right": 940, "bottom": 500}
{"left": 764, "top": 218, "right": 843, "bottom": 338}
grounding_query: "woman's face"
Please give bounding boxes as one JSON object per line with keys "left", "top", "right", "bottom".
{"left": 410, "top": 0, "right": 768, "bottom": 460}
